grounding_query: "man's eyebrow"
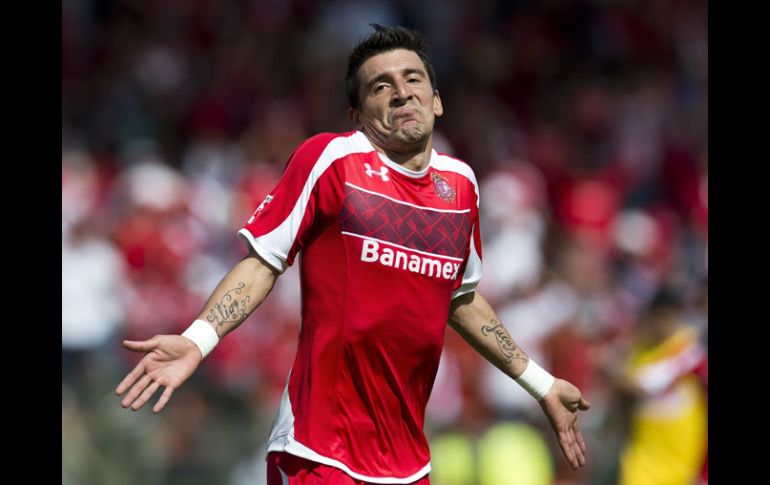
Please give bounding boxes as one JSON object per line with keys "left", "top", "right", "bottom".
{"left": 366, "top": 68, "right": 427, "bottom": 88}
{"left": 402, "top": 68, "right": 426, "bottom": 78}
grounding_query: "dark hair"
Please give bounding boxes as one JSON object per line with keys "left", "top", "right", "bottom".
{"left": 647, "top": 286, "right": 684, "bottom": 315}
{"left": 346, "top": 24, "right": 438, "bottom": 109}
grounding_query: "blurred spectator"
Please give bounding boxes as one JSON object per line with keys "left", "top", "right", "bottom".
{"left": 62, "top": 220, "right": 127, "bottom": 353}
{"left": 476, "top": 422, "right": 555, "bottom": 485}
{"left": 62, "top": 0, "right": 707, "bottom": 482}
{"left": 476, "top": 162, "right": 548, "bottom": 306}
{"left": 429, "top": 421, "right": 555, "bottom": 485}
{"left": 598, "top": 288, "right": 708, "bottom": 485}
{"left": 429, "top": 430, "right": 475, "bottom": 485}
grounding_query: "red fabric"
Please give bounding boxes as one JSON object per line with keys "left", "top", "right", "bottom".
{"left": 267, "top": 453, "right": 431, "bottom": 485}
{"left": 244, "top": 132, "right": 480, "bottom": 480}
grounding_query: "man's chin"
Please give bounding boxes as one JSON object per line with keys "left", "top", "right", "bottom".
{"left": 396, "top": 124, "right": 428, "bottom": 144}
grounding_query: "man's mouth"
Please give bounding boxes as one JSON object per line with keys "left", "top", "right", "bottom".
{"left": 392, "top": 106, "right": 418, "bottom": 120}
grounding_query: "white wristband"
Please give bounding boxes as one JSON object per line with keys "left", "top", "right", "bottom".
{"left": 181, "top": 319, "right": 220, "bottom": 359}
{"left": 515, "top": 359, "right": 556, "bottom": 401}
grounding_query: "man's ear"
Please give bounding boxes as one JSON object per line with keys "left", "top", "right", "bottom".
{"left": 349, "top": 107, "right": 361, "bottom": 128}
{"left": 433, "top": 90, "right": 444, "bottom": 118}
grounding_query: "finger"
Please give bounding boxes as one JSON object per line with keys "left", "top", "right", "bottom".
{"left": 567, "top": 414, "right": 586, "bottom": 467}
{"left": 573, "top": 418, "right": 587, "bottom": 455}
{"left": 572, "top": 432, "right": 585, "bottom": 468}
{"left": 153, "top": 386, "right": 175, "bottom": 413}
{"left": 578, "top": 397, "right": 591, "bottom": 410}
{"left": 566, "top": 425, "right": 585, "bottom": 469}
{"left": 568, "top": 416, "right": 586, "bottom": 467}
{"left": 121, "top": 373, "right": 152, "bottom": 409}
{"left": 115, "top": 362, "right": 145, "bottom": 396}
{"left": 131, "top": 380, "right": 161, "bottom": 411}
{"left": 558, "top": 430, "right": 578, "bottom": 470}
{"left": 122, "top": 337, "right": 159, "bottom": 353}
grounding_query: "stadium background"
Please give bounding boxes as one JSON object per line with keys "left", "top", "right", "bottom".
{"left": 62, "top": 0, "right": 707, "bottom": 484}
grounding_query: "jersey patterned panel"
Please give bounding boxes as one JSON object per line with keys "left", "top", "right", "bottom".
{"left": 239, "top": 131, "right": 482, "bottom": 484}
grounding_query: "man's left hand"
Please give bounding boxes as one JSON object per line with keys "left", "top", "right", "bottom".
{"left": 539, "top": 378, "right": 591, "bottom": 470}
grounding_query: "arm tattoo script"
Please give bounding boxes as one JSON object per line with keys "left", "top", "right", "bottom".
{"left": 206, "top": 282, "right": 251, "bottom": 334}
{"left": 480, "top": 319, "right": 527, "bottom": 365}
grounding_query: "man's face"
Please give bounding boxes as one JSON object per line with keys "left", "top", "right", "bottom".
{"left": 351, "top": 49, "right": 443, "bottom": 151}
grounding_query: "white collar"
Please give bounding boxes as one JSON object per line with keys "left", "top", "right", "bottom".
{"left": 355, "top": 131, "right": 435, "bottom": 178}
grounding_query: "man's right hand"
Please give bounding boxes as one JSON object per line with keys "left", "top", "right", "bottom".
{"left": 115, "top": 335, "right": 202, "bottom": 413}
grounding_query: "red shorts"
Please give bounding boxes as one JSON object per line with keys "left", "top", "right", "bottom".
{"left": 267, "top": 452, "right": 431, "bottom": 485}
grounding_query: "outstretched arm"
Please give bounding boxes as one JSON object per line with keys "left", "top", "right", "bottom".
{"left": 115, "top": 248, "right": 279, "bottom": 413}
{"left": 448, "top": 291, "right": 591, "bottom": 470}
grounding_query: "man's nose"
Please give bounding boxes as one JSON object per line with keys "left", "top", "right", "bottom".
{"left": 391, "top": 79, "right": 413, "bottom": 105}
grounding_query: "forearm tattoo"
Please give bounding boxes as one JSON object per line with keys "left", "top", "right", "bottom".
{"left": 481, "top": 319, "right": 527, "bottom": 365}
{"left": 206, "top": 282, "right": 251, "bottom": 335}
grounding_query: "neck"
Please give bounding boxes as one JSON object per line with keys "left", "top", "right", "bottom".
{"left": 366, "top": 134, "right": 434, "bottom": 172}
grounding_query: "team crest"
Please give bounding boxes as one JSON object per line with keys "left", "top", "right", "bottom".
{"left": 431, "top": 172, "right": 456, "bottom": 203}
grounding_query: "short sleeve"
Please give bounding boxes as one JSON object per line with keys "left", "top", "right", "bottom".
{"left": 238, "top": 133, "right": 343, "bottom": 273}
{"left": 451, "top": 207, "right": 483, "bottom": 299}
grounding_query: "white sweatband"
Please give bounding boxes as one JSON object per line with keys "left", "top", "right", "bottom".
{"left": 515, "top": 359, "right": 556, "bottom": 401}
{"left": 181, "top": 319, "right": 220, "bottom": 359}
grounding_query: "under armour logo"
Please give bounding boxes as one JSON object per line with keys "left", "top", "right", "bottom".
{"left": 364, "top": 163, "right": 390, "bottom": 181}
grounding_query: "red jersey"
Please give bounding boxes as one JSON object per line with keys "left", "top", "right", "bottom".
{"left": 239, "top": 131, "right": 482, "bottom": 483}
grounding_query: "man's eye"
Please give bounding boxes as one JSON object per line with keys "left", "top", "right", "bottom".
{"left": 407, "top": 77, "right": 421, "bottom": 83}
{"left": 374, "top": 84, "right": 388, "bottom": 93}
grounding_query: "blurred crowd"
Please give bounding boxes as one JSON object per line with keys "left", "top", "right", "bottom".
{"left": 62, "top": 0, "right": 707, "bottom": 484}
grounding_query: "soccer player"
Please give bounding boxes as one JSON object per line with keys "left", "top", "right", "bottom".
{"left": 116, "top": 24, "right": 591, "bottom": 484}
